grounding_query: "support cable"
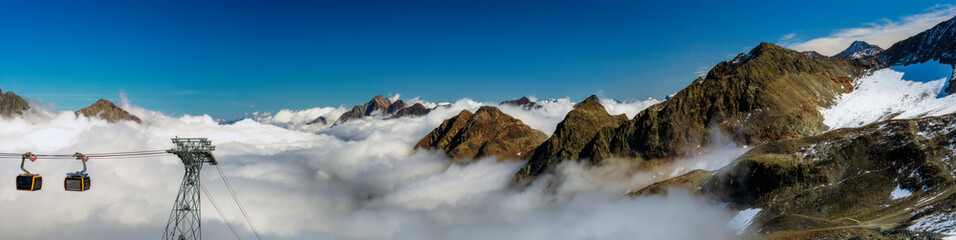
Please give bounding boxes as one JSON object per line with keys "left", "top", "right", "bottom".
{"left": 215, "top": 165, "right": 263, "bottom": 240}
{"left": 0, "top": 149, "right": 170, "bottom": 158}
{"left": 0, "top": 150, "right": 171, "bottom": 160}
{"left": 201, "top": 183, "right": 244, "bottom": 240}
{"left": 1, "top": 144, "right": 253, "bottom": 240}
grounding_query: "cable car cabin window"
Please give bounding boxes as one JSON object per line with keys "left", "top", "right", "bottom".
{"left": 16, "top": 175, "right": 42, "bottom": 191}
{"left": 65, "top": 174, "right": 91, "bottom": 192}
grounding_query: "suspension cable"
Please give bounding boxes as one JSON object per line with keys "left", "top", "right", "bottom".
{"left": 79, "top": 154, "right": 171, "bottom": 160}
{"left": 215, "top": 165, "right": 263, "bottom": 240}
{"left": 0, "top": 154, "right": 171, "bottom": 160}
{"left": 88, "top": 153, "right": 170, "bottom": 158}
{"left": 87, "top": 150, "right": 169, "bottom": 157}
{"left": 1, "top": 147, "right": 261, "bottom": 239}
{"left": 0, "top": 150, "right": 171, "bottom": 159}
{"left": 201, "top": 183, "right": 244, "bottom": 240}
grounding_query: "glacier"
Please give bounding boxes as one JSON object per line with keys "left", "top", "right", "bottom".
{"left": 822, "top": 67, "right": 956, "bottom": 130}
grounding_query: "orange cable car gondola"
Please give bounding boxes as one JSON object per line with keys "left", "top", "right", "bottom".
{"left": 65, "top": 153, "right": 91, "bottom": 192}
{"left": 16, "top": 152, "right": 41, "bottom": 191}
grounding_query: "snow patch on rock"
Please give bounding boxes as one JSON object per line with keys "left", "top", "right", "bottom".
{"left": 890, "top": 185, "right": 912, "bottom": 200}
{"left": 727, "top": 208, "right": 761, "bottom": 234}
{"left": 909, "top": 210, "right": 956, "bottom": 236}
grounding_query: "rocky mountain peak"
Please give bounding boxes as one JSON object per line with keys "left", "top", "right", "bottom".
{"left": 880, "top": 15, "right": 956, "bottom": 66}
{"left": 574, "top": 94, "right": 602, "bottom": 108}
{"left": 802, "top": 51, "right": 827, "bottom": 60}
{"left": 333, "top": 95, "right": 433, "bottom": 124}
{"left": 306, "top": 116, "right": 328, "bottom": 125}
{"left": 500, "top": 97, "right": 542, "bottom": 110}
{"left": 576, "top": 42, "right": 867, "bottom": 164}
{"left": 743, "top": 42, "right": 787, "bottom": 60}
{"left": 513, "top": 95, "right": 629, "bottom": 185}
{"left": 0, "top": 88, "right": 30, "bottom": 117}
{"left": 704, "top": 43, "right": 789, "bottom": 80}
{"left": 387, "top": 99, "right": 406, "bottom": 114}
{"left": 391, "top": 103, "right": 432, "bottom": 118}
{"left": 749, "top": 42, "right": 775, "bottom": 54}
{"left": 879, "top": 15, "right": 956, "bottom": 94}
{"left": 77, "top": 99, "right": 141, "bottom": 123}
{"left": 835, "top": 40, "right": 884, "bottom": 59}
{"left": 473, "top": 106, "right": 506, "bottom": 118}
{"left": 416, "top": 106, "right": 547, "bottom": 163}
{"left": 363, "top": 95, "right": 393, "bottom": 116}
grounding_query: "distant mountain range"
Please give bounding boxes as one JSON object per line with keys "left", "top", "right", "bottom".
{"left": 325, "top": 95, "right": 434, "bottom": 125}
{"left": 0, "top": 91, "right": 140, "bottom": 123}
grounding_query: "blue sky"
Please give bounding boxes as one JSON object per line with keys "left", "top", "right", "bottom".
{"left": 1, "top": 0, "right": 954, "bottom": 118}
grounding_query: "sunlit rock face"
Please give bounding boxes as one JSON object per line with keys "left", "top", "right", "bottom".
{"left": 329, "top": 95, "right": 433, "bottom": 125}
{"left": 582, "top": 43, "right": 868, "bottom": 164}
{"left": 416, "top": 106, "right": 547, "bottom": 163}
{"left": 512, "top": 95, "right": 629, "bottom": 185}
{"left": 76, "top": 99, "right": 141, "bottom": 123}
{"left": 0, "top": 88, "right": 29, "bottom": 117}
{"left": 704, "top": 113, "right": 956, "bottom": 236}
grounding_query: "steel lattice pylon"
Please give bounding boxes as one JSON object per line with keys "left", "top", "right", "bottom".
{"left": 163, "top": 138, "right": 217, "bottom": 240}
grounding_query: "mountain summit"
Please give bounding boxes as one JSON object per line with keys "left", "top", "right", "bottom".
{"left": 835, "top": 40, "right": 883, "bottom": 59}
{"left": 76, "top": 99, "right": 141, "bottom": 123}
{"left": 416, "top": 106, "right": 547, "bottom": 163}
{"left": 338, "top": 95, "right": 395, "bottom": 121}
{"left": 324, "top": 95, "right": 432, "bottom": 124}
{"left": 579, "top": 42, "right": 867, "bottom": 162}
{"left": 880, "top": 15, "right": 956, "bottom": 66}
{"left": 0, "top": 88, "right": 29, "bottom": 117}
{"left": 500, "top": 97, "right": 542, "bottom": 110}
{"left": 513, "top": 95, "right": 628, "bottom": 185}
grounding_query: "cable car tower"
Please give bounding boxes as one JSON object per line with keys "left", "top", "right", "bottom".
{"left": 163, "top": 137, "right": 217, "bottom": 240}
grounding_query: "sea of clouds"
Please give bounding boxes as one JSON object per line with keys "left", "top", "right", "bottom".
{"left": 0, "top": 95, "right": 745, "bottom": 240}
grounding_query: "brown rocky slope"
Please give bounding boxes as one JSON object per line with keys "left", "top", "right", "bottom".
{"left": 512, "top": 95, "right": 629, "bottom": 185}
{"left": 76, "top": 99, "right": 141, "bottom": 123}
{"left": 699, "top": 113, "right": 956, "bottom": 238}
{"left": 0, "top": 88, "right": 29, "bottom": 117}
{"left": 415, "top": 106, "right": 547, "bottom": 163}
{"left": 316, "top": 95, "right": 432, "bottom": 125}
{"left": 581, "top": 42, "right": 870, "bottom": 162}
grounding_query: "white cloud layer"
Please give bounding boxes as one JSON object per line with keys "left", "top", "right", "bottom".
{"left": 0, "top": 95, "right": 742, "bottom": 240}
{"left": 251, "top": 106, "right": 348, "bottom": 131}
{"left": 787, "top": 4, "right": 956, "bottom": 55}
